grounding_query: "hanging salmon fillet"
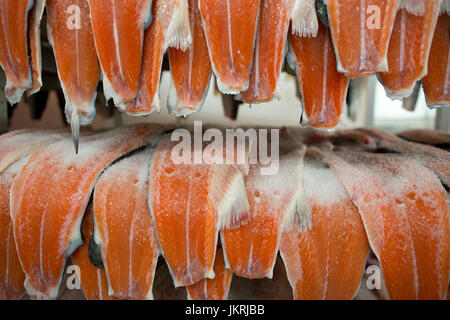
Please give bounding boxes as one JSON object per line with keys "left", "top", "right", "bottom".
{"left": 47, "top": 0, "right": 101, "bottom": 151}
{"left": 221, "top": 147, "right": 310, "bottom": 279}
{"left": 198, "top": 0, "right": 260, "bottom": 94}
{"left": 71, "top": 204, "right": 115, "bottom": 300}
{"left": 0, "top": 0, "right": 33, "bottom": 104}
{"left": 279, "top": 159, "right": 369, "bottom": 300}
{"left": 167, "top": 0, "right": 211, "bottom": 116}
{"left": 93, "top": 149, "right": 159, "bottom": 300}
{"left": 309, "top": 149, "right": 450, "bottom": 300}
{"left": 149, "top": 135, "right": 249, "bottom": 287}
{"left": 422, "top": 2, "right": 450, "bottom": 107}
{"left": 185, "top": 248, "right": 232, "bottom": 300}
{"left": 126, "top": 0, "right": 191, "bottom": 115}
{"left": 238, "top": 0, "right": 296, "bottom": 103}
{"left": 289, "top": 18, "right": 350, "bottom": 129}
{"left": 326, "top": 0, "right": 400, "bottom": 78}
{"left": 88, "top": 0, "right": 152, "bottom": 106}
{"left": 0, "top": 129, "right": 64, "bottom": 173}
{"left": 10, "top": 124, "right": 163, "bottom": 299}
{"left": 378, "top": 0, "right": 440, "bottom": 98}
{"left": 27, "top": 0, "right": 45, "bottom": 96}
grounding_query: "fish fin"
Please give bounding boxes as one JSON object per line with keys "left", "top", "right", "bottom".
{"left": 209, "top": 165, "right": 250, "bottom": 230}
{"left": 165, "top": 0, "right": 192, "bottom": 51}
{"left": 399, "top": 0, "right": 426, "bottom": 15}
{"left": 291, "top": 0, "right": 318, "bottom": 37}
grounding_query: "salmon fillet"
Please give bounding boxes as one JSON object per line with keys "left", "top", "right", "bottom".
{"left": 186, "top": 248, "right": 232, "bottom": 300}
{"left": 422, "top": 3, "right": 450, "bottom": 107}
{"left": 27, "top": 0, "right": 45, "bottom": 96}
{"left": 126, "top": 0, "right": 191, "bottom": 115}
{"left": 93, "top": 149, "right": 159, "bottom": 300}
{"left": 280, "top": 159, "right": 369, "bottom": 300}
{"left": 10, "top": 124, "right": 163, "bottom": 299}
{"left": 71, "top": 204, "right": 115, "bottom": 300}
{"left": 326, "top": 0, "right": 400, "bottom": 78}
{"left": 0, "top": 129, "right": 64, "bottom": 173}
{"left": 397, "top": 129, "right": 450, "bottom": 149}
{"left": 47, "top": 0, "right": 100, "bottom": 127}
{"left": 149, "top": 135, "right": 249, "bottom": 287}
{"left": 378, "top": 0, "right": 440, "bottom": 98}
{"left": 198, "top": 0, "right": 260, "bottom": 94}
{"left": 0, "top": 0, "right": 33, "bottom": 103}
{"left": 221, "top": 147, "right": 310, "bottom": 279}
{"left": 239, "top": 0, "right": 296, "bottom": 103}
{"left": 289, "top": 18, "right": 350, "bottom": 129}
{"left": 310, "top": 149, "right": 450, "bottom": 299}
{"left": 88, "top": 0, "right": 153, "bottom": 106}
{"left": 168, "top": 0, "right": 212, "bottom": 116}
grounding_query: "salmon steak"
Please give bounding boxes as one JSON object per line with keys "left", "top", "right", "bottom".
{"left": 27, "top": 0, "right": 45, "bottom": 96}
{"left": 279, "top": 158, "right": 369, "bottom": 300}
{"left": 10, "top": 124, "right": 163, "bottom": 299}
{"left": 126, "top": 0, "right": 191, "bottom": 115}
{"left": 148, "top": 135, "right": 249, "bottom": 287}
{"left": 378, "top": 0, "right": 441, "bottom": 98}
{"left": 238, "top": 0, "right": 296, "bottom": 103}
{"left": 422, "top": 2, "right": 450, "bottom": 108}
{"left": 71, "top": 204, "right": 115, "bottom": 300}
{"left": 46, "top": 0, "right": 101, "bottom": 132}
{"left": 289, "top": 17, "right": 350, "bottom": 129}
{"left": 0, "top": 0, "right": 33, "bottom": 104}
{"left": 93, "top": 149, "right": 159, "bottom": 300}
{"left": 186, "top": 248, "right": 232, "bottom": 300}
{"left": 221, "top": 147, "right": 310, "bottom": 279}
{"left": 88, "top": 0, "right": 153, "bottom": 107}
{"left": 198, "top": 0, "right": 260, "bottom": 94}
{"left": 310, "top": 149, "right": 450, "bottom": 300}
{"left": 326, "top": 0, "right": 399, "bottom": 78}
{"left": 168, "top": 0, "right": 212, "bottom": 116}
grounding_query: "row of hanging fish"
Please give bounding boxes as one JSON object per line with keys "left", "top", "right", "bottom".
{"left": 0, "top": 1, "right": 449, "bottom": 137}
{"left": 0, "top": 124, "right": 449, "bottom": 300}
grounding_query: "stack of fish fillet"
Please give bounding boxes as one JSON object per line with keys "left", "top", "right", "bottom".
{"left": 0, "top": 125, "right": 449, "bottom": 300}
{"left": 0, "top": 0, "right": 448, "bottom": 141}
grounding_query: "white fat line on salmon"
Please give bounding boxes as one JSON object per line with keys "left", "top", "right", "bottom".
{"left": 399, "top": 9, "right": 406, "bottom": 72}
{"left": 170, "top": 121, "right": 279, "bottom": 175}
{"left": 360, "top": 0, "right": 367, "bottom": 73}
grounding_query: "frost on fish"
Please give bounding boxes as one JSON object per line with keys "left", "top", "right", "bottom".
{"left": 168, "top": 0, "right": 212, "bottom": 116}
{"left": 126, "top": 0, "right": 192, "bottom": 115}
{"left": 148, "top": 135, "right": 249, "bottom": 287}
{"left": 291, "top": 0, "right": 318, "bottom": 37}
{"left": 0, "top": 0, "right": 34, "bottom": 104}
{"left": 0, "top": 129, "right": 64, "bottom": 174}
{"left": 378, "top": 0, "right": 440, "bottom": 99}
{"left": 186, "top": 248, "right": 232, "bottom": 300}
{"left": 279, "top": 158, "right": 369, "bottom": 300}
{"left": 356, "top": 127, "right": 450, "bottom": 188}
{"left": 198, "top": 0, "right": 260, "bottom": 94}
{"left": 26, "top": 0, "right": 46, "bottom": 96}
{"left": 71, "top": 204, "right": 115, "bottom": 300}
{"left": 238, "top": 0, "right": 297, "bottom": 104}
{"left": 326, "top": 0, "right": 400, "bottom": 78}
{"left": 46, "top": 0, "right": 100, "bottom": 149}
{"left": 289, "top": 17, "right": 349, "bottom": 129}
{"left": 309, "top": 148, "right": 450, "bottom": 300}
{"left": 88, "top": 0, "right": 153, "bottom": 106}
{"left": 93, "top": 149, "right": 159, "bottom": 300}
{"left": 221, "top": 146, "right": 309, "bottom": 280}
{"left": 10, "top": 124, "right": 163, "bottom": 299}
{"left": 421, "top": 8, "right": 450, "bottom": 108}
{"left": 0, "top": 157, "right": 31, "bottom": 300}
{"left": 397, "top": 129, "right": 450, "bottom": 148}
